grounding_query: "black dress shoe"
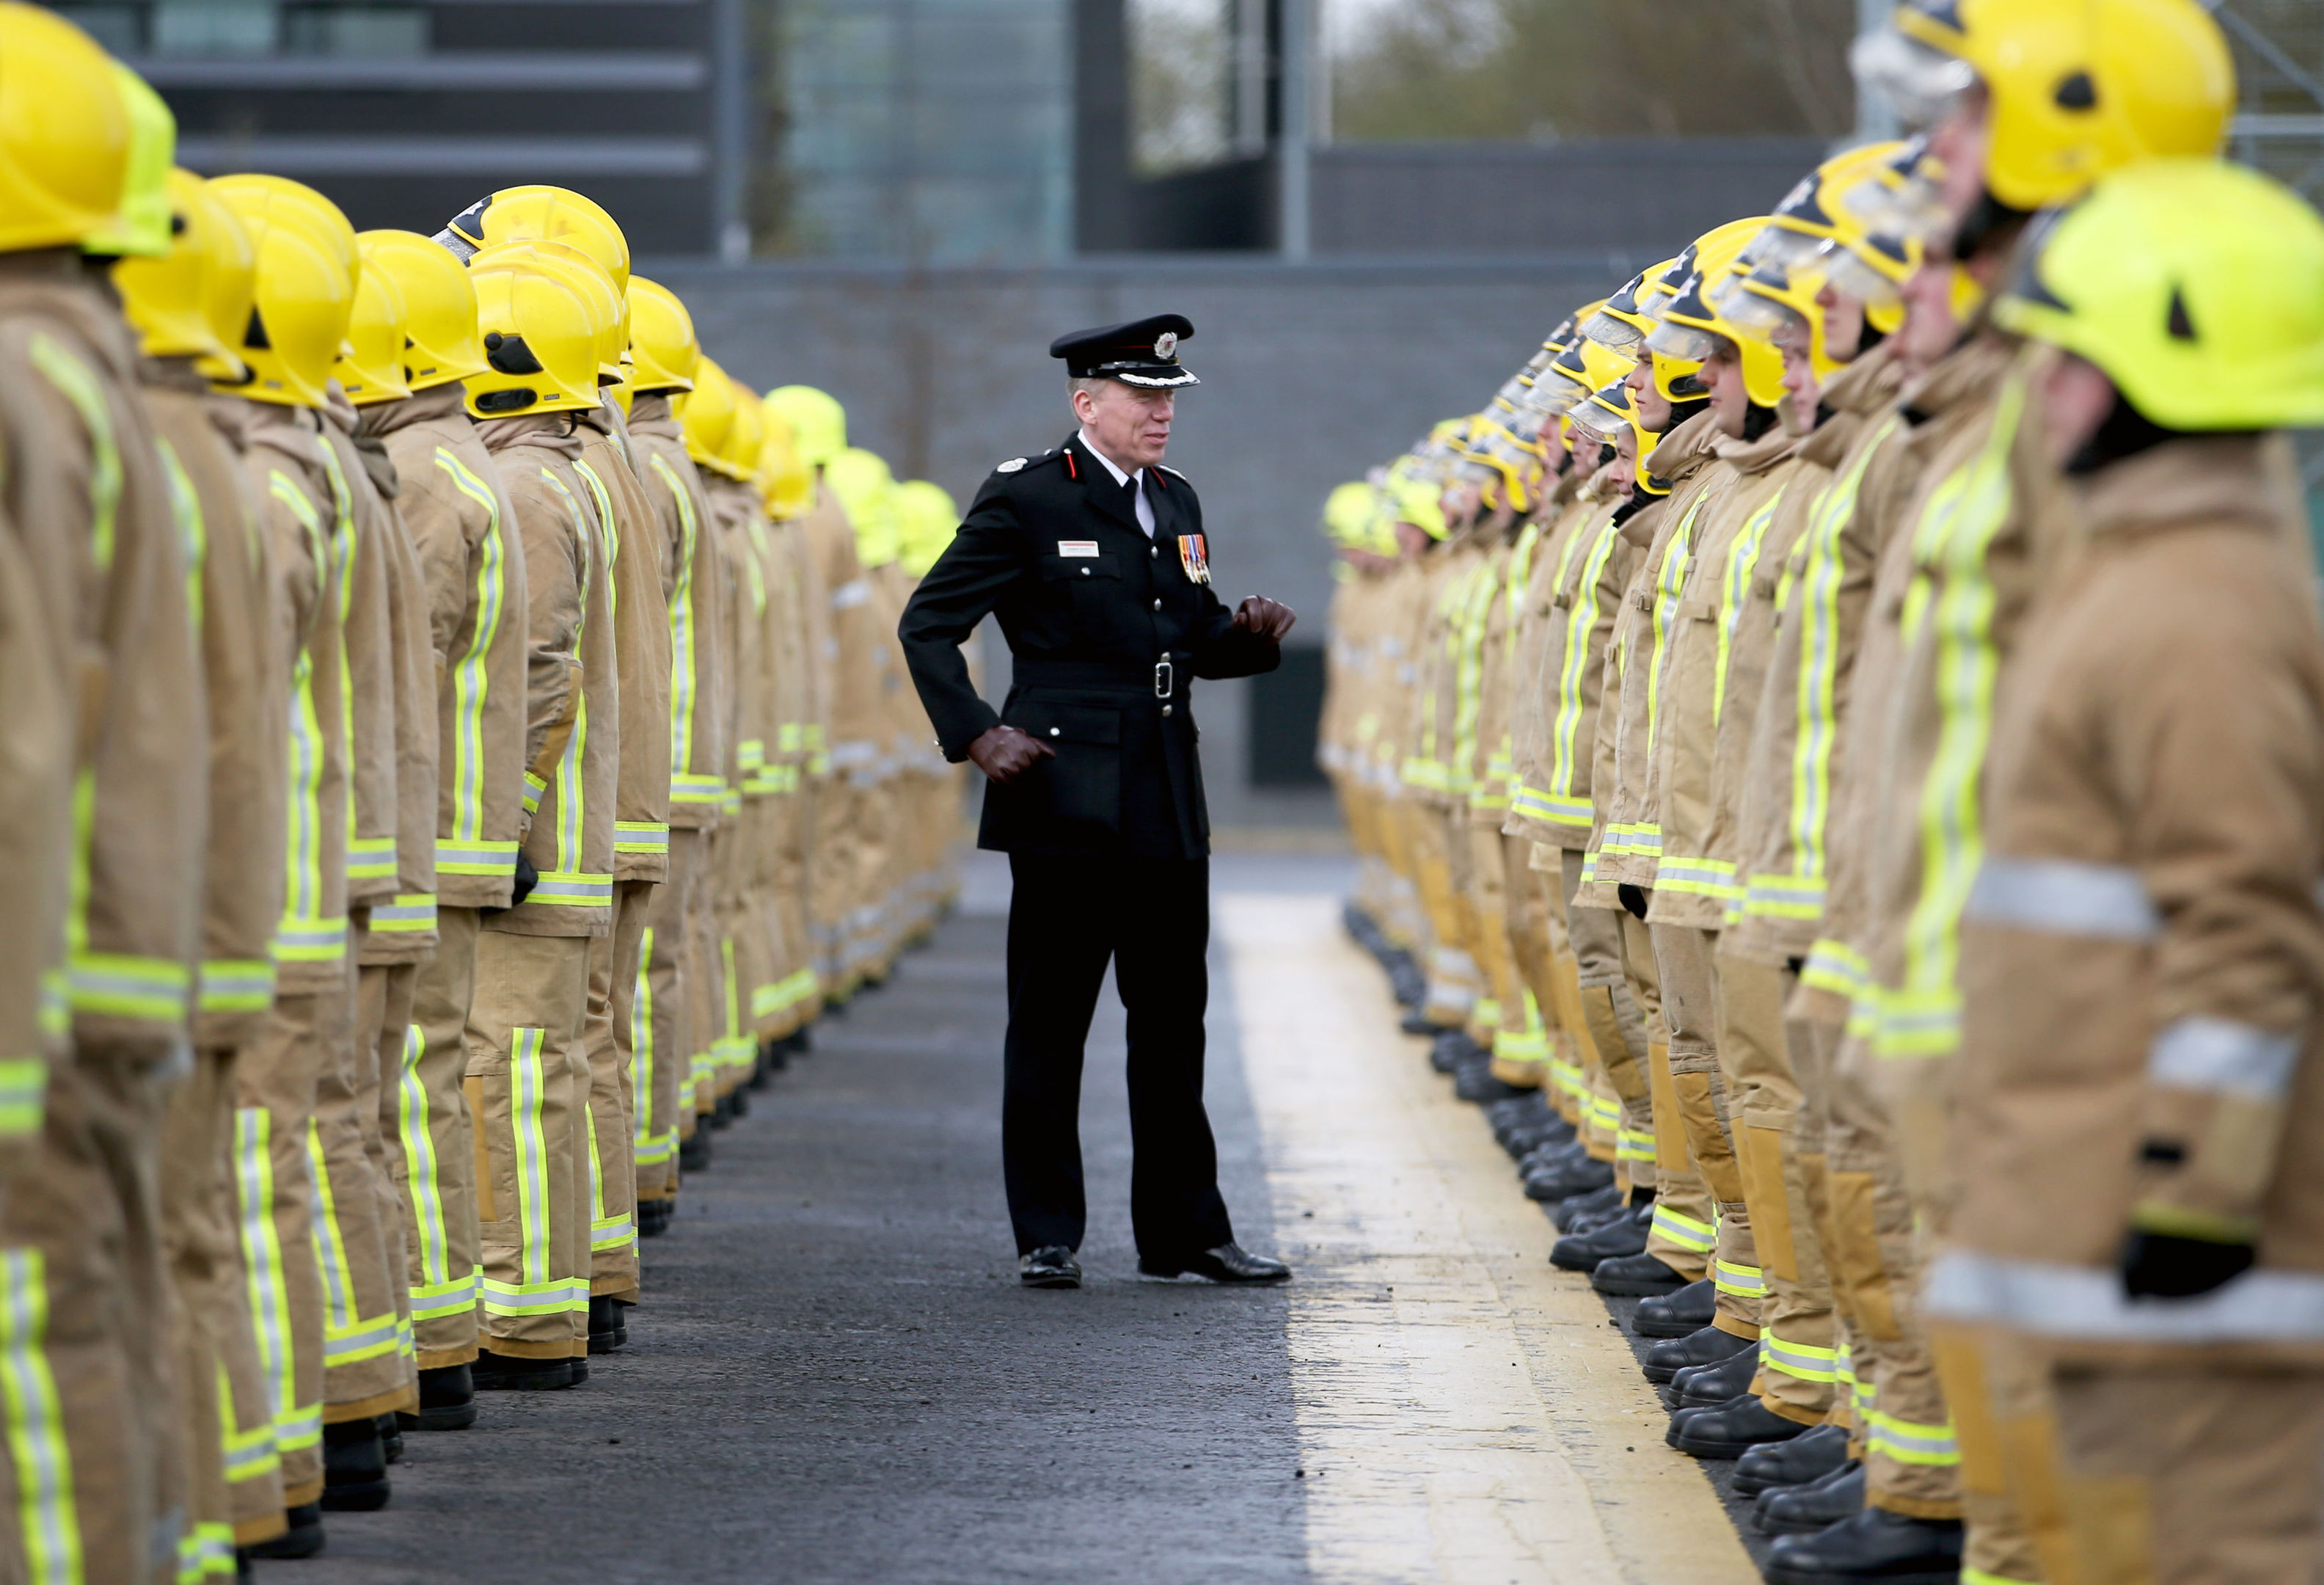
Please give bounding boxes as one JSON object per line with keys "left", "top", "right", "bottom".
{"left": 472, "top": 1349, "right": 578, "bottom": 1391}
{"left": 1431, "top": 1030, "right": 1483, "bottom": 1073}
{"left": 1454, "top": 1056, "right": 1529, "bottom": 1104}
{"left": 1508, "top": 1114, "right": 1576, "bottom": 1158}
{"left": 1758, "top": 1462, "right": 1866, "bottom": 1534}
{"left": 1643, "top": 1322, "right": 1755, "bottom": 1385}
{"left": 1593, "top": 1251, "right": 1691, "bottom": 1297}
{"left": 1673, "top": 1341, "right": 1761, "bottom": 1407}
{"left": 320, "top": 1418, "right": 389, "bottom": 1512}
{"left": 1631, "top": 1276, "right": 1716, "bottom": 1336}
{"left": 1666, "top": 1390, "right": 1755, "bottom": 1444}
{"left": 1672, "top": 1396, "right": 1810, "bottom": 1459}
{"left": 1019, "top": 1246, "right": 1081, "bottom": 1289}
{"left": 1388, "top": 958, "right": 1427, "bottom": 1008}
{"left": 1550, "top": 1203, "right": 1648, "bottom": 1271}
{"left": 1552, "top": 1181, "right": 1625, "bottom": 1231}
{"left": 637, "top": 1197, "right": 672, "bottom": 1238}
{"left": 1525, "top": 1151, "right": 1615, "bottom": 1202}
{"left": 1519, "top": 1137, "right": 1585, "bottom": 1180}
{"left": 1761, "top": 1504, "right": 1962, "bottom": 1584}
{"left": 588, "top": 1294, "right": 631, "bottom": 1353}
{"left": 374, "top": 1412, "right": 402, "bottom": 1464}
{"left": 398, "top": 1363, "right": 478, "bottom": 1431}
{"left": 1139, "top": 1244, "right": 1291, "bottom": 1283}
{"left": 1736, "top": 1421, "right": 1851, "bottom": 1495}
{"left": 1563, "top": 1203, "right": 1633, "bottom": 1237}
{"left": 678, "top": 1128, "right": 711, "bottom": 1172}
{"left": 243, "top": 1504, "right": 324, "bottom": 1560}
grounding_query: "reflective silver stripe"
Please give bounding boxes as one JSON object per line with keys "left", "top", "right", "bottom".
{"left": 2149, "top": 1016, "right": 2301, "bottom": 1100}
{"left": 830, "top": 578, "right": 872, "bottom": 611}
{"left": 1927, "top": 1248, "right": 2324, "bottom": 1343}
{"left": 1964, "top": 857, "right": 2159, "bottom": 939}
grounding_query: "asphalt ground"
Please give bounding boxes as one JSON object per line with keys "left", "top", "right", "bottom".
{"left": 296, "top": 857, "right": 1312, "bottom": 1585}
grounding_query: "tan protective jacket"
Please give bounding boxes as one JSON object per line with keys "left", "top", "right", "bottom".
{"left": 1583, "top": 410, "right": 1724, "bottom": 899}
{"left": 0, "top": 496, "right": 67, "bottom": 1114}
{"left": 626, "top": 398, "right": 726, "bottom": 828}
{"left": 1402, "top": 526, "right": 1491, "bottom": 808}
{"left": 1455, "top": 524, "right": 1519, "bottom": 823}
{"left": 1502, "top": 471, "right": 1617, "bottom": 848}
{"left": 0, "top": 261, "right": 206, "bottom": 1055}
{"left": 777, "top": 512, "right": 832, "bottom": 782}
{"left": 361, "top": 385, "right": 529, "bottom": 910}
{"left": 766, "top": 517, "right": 820, "bottom": 789}
{"left": 1467, "top": 517, "right": 1539, "bottom": 828}
{"left": 1796, "top": 335, "right": 2017, "bottom": 1023}
{"left": 331, "top": 400, "right": 440, "bottom": 963}
{"left": 1724, "top": 346, "right": 1905, "bottom": 967}
{"left": 144, "top": 365, "right": 285, "bottom": 1046}
{"left": 238, "top": 399, "right": 348, "bottom": 995}
{"left": 705, "top": 474, "right": 764, "bottom": 815}
{"left": 574, "top": 404, "right": 672, "bottom": 884}
{"left": 1645, "top": 424, "right": 1802, "bottom": 930}
{"left": 1935, "top": 434, "right": 2324, "bottom": 1363}
{"left": 478, "top": 416, "right": 618, "bottom": 938}
{"left": 315, "top": 402, "right": 401, "bottom": 912}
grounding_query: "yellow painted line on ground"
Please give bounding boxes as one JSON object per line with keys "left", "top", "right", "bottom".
{"left": 1220, "top": 892, "right": 1755, "bottom": 1585}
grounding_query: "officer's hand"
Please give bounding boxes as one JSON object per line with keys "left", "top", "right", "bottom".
{"left": 966, "top": 724, "right": 1056, "bottom": 787}
{"left": 2119, "top": 1229, "right": 2257, "bottom": 1300}
{"left": 1233, "top": 595, "right": 1296, "bottom": 642}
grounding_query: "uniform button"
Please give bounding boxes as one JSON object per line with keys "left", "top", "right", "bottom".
{"left": 1150, "top": 545, "right": 1158, "bottom": 558}
{"left": 1152, "top": 598, "right": 1162, "bottom": 611}
{"left": 1162, "top": 704, "right": 1174, "bottom": 717}
{"left": 1048, "top": 727, "right": 1060, "bottom": 737}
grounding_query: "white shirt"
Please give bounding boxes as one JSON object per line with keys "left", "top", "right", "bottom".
{"left": 1077, "top": 427, "right": 1155, "bottom": 539}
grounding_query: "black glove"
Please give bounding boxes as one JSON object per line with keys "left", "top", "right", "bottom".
{"left": 2119, "top": 1230, "right": 2256, "bottom": 1300}
{"left": 1618, "top": 883, "right": 1649, "bottom": 922}
{"left": 510, "top": 850, "right": 538, "bottom": 908}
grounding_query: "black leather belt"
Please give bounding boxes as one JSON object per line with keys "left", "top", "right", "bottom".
{"left": 1014, "top": 654, "right": 1188, "bottom": 699}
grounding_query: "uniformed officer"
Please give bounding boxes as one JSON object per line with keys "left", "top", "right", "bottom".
{"left": 898, "top": 315, "right": 1295, "bottom": 1290}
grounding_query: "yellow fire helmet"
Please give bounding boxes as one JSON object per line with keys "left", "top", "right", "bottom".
{"left": 333, "top": 247, "right": 411, "bottom": 406}
{"left": 1862, "top": 0, "right": 2232, "bottom": 214}
{"left": 761, "top": 404, "right": 814, "bottom": 520}
{"left": 357, "top": 228, "right": 489, "bottom": 393}
{"left": 1567, "top": 373, "right": 1653, "bottom": 462}
{"left": 210, "top": 173, "right": 357, "bottom": 285}
{"left": 464, "top": 256, "right": 602, "bottom": 419}
{"left": 1648, "top": 216, "right": 1784, "bottom": 409}
{"left": 1726, "top": 255, "right": 1847, "bottom": 383}
{"left": 1995, "top": 157, "right": 2324, "bottom": 433}
{"left": 1457, "top": 412, "right": 1548, "bottom": 517}
{"left": 83, "top": 64, "right": 175, "bottom": 260}
{"left": 1727, "top": 142, "right": 1904, "bottom": 284}
{"left": 679, "top": 354, "right": 739, "bottom": 475}
{"left": 116, "top": 168, "right": 248, "bottom": 368}
{"left": 1582, "top": 263, "right": 1678, "bottom": 355}
{"left": 0, "top": 2, "right": 130, "bottom": 254}
{"left": 896, "top": 479, "right": 960, "bottom": 577}
{"left": 1322, "top": 479, "right": 1376, "bottom": 545}
{"left": 469, "top": 238, "right": 622, "bottom": 385}
{"left": 764, "top": 385, "right": 847, "bottom": 470}
{"left": 626, "top": 276, "right": 698, "bottom": 395}
{"left": 208, "top": 179, "right": 354, "bottom": 407}
{"left": 441, "top": 184, "right": 630, "bottom": 294}
{"left": 722, "top": 380, "right": 766, "bottom": 487}
{"left": 827, "top": 447, "right": 902, "bottom": 569}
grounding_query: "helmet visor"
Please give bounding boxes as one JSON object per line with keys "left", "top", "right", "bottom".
{"left": 1727, "top": 285, "right": 1813, "bottom": 351}
{"left": 1815, "top": 236, "right": 1907, "bottom": 313}
{"left": 1647, "top": 316, "right": 1723, "bottom": 365}
{"left": 1580, "top": 305, "right": 1651, "bottom": 353}
{"left": 1849, "top": 28, "right": 1979, "bottom": 134}
{"left": 1738, "top": 223, "right": 1832, "bottom": 274}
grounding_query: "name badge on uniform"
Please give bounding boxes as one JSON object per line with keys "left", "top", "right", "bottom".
{"left": 1177, "top": 533, "right": 1211, "bottom": 585}
{"left": 1058, "top": 540, "right": 1100, "bottom": 557}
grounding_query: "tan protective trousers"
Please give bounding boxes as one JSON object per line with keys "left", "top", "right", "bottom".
{"left": 1651, "top": 922, "right": 1759, "bottom": 1341}
{"left": 685, "top": 836, "right": 727, "bottom": 1126}
{"left": 1496, "top": 832, "right": 1557, "bottom": 1090}
{"left": 1562, "top": 849, "right": 1655, "bottom": 1194}
{"left": 315, "top": 939, "right": 416, "bottom": 1422}
{"left": 808, "top": 776, "right": 859, "bottom": 998}
{"left": 467, "top": 930, "right": 591, "bottom": 1358}
{"left": 584, "top": 882, "right": 650, "bottom": 1300}
{"left": 164, "top": 1044, "right": 287, "bottom": 1555}
{"left": 2021, "top": 1355, "right": 2324, "bottom": 1585}
{"left": 635, "top": 831, "right": 700, "bottom": 1205}
{"left": 1615, "top": 905, "right": 1718, "bottom": 1281}
{"left": 1404, "top": 801, "right": 1477, "bottom": 1030}
{"left": 398, "top": 907, "right": 481, "bottom": 1369}
{"left": 1799, "top": 1016, "right": 1861, "bottom": 1432}
{"left": 0, "top": 1046, "right": 182, "bottom": 1583}
{"left": 355, "top": 960, "right": 419, "bottom": 1396}
{"left": 707, "top": 822, "right": 758, "bottom": 1101}
{"left": 1827, "top": 1030, "right": 1960, "bottom": 1519}
{"left": 238, "top": 995, "right": 330, "bottom": 1507}
{"left": 848, "top": 779, "right": 896, "bottom": 987}
{"left": 761, "top": 790, "right": 816, "bottom": 1038}
{"left": 1462, "top": 820, "right": 1518, "bottom": 1051}
{"left": 1716, "top": 950, "right": 1838, "bottom": 1426}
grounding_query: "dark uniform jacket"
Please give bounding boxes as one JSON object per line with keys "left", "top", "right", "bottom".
{"left": 899, "top": 433, "right": 1279, "bottom": 859}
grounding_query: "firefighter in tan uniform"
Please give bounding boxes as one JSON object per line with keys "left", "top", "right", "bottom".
{"left": 463, "top": 255, "right": 620, "bottom": 1388}
{"left": 825, "top": 445, "right": 912, "bottom": 988}
{"left": 624, "top": 279, "right": 723, "bottom": 1225}
{"left": 1935, "top": 156, "right": 2324, "bottom": 1585}
{"left": 0, "top": 24, "right": 209, "bottom": 1572}
{"left": 894, "top": 479, "right": 963, "bottom": 944}
{"left": 761, "top": 411, "right": 831, "bottom": 1042}
{"left": 356, "top": 227, "right": 522, "bottom": 1431}
{"left": 745, "top": 409, "right": 822, "bottom": 1056}
{"left": 114, "top": 152, "right": 288, "bottom": 1578}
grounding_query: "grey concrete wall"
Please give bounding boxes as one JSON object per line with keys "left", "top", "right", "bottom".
{"left": 644, "top": 252, "right": 1645, "bottom": 821}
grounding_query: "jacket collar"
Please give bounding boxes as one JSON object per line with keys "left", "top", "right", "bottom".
{"left": 1062, "top": 432, "right": 1146, "bottom": 536}
{"left": 1642, "top": 407, "right": 1725, "bottom": 488}
{"left": 356, "top": 382, "right": 465, "bottom": 444}
{"left": 2076, "top": 433, "right": 2295, "bottom": 546}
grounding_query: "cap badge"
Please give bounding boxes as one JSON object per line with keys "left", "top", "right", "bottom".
{"left": 1153, "top": 331, "right": 1178, "bottom": 361}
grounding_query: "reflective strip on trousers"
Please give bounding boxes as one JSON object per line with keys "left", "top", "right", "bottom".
{"left": 235, "top": 1107, "right": 317, "bottom": 1453}
{"left": 1762, "top": 1330, "right": 1840, "bottom": 1383}
{"left": 0, "top": 1060, "right": 44, "bottom": 1140}
{"left": 1651, "top": 1203, "right": 1716, "bottom": 1253}
{"left": 304, "top": 1119, "right": 399, "bottom": 1367}
{"left": 1714, "top": 1260, "right": 1766, "bottom": 1299}
{"left": 484, "top": 1027, "right": 572, "bottom": 1318}
{"left": 175, "top": 1519, "right": 236, "bottom": 1583}
{"left": 1866, "top": 1407, "right": 1960, "bottom": 1466}
{"left": 217, "top": 1358, "right": 280, "bottom": 1484}
{"left": 396, "top": 1024, "right": 477, "bottom": 1322}
{"left": 584, "top": 1093, "right": 629, "bottom": 1253}
{"left": 0, "top": 1247, "right": 82, "bottom": 1585}
{"left": 632, "top": 925, "right": 657, "bottom": 1156}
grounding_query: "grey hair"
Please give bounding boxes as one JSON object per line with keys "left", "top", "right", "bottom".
{"left": 1067, "top": 375, "right": 1110, "bottom": 402}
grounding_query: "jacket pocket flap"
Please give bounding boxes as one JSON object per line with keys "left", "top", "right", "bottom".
{"left": 1007, "top": 702, "right": 1122, "bottom": 746}
{"left": 1040, "top": 556, "right": 1123, "bottom": 580}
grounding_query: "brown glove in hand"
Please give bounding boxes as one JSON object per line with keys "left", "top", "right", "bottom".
{"left": 967, "top": 724, "right": 1056, "bottom": 787}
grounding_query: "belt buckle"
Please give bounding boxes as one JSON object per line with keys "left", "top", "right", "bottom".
{"left": 1153, "top": 657, "right": 1174, "bottom": 699}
